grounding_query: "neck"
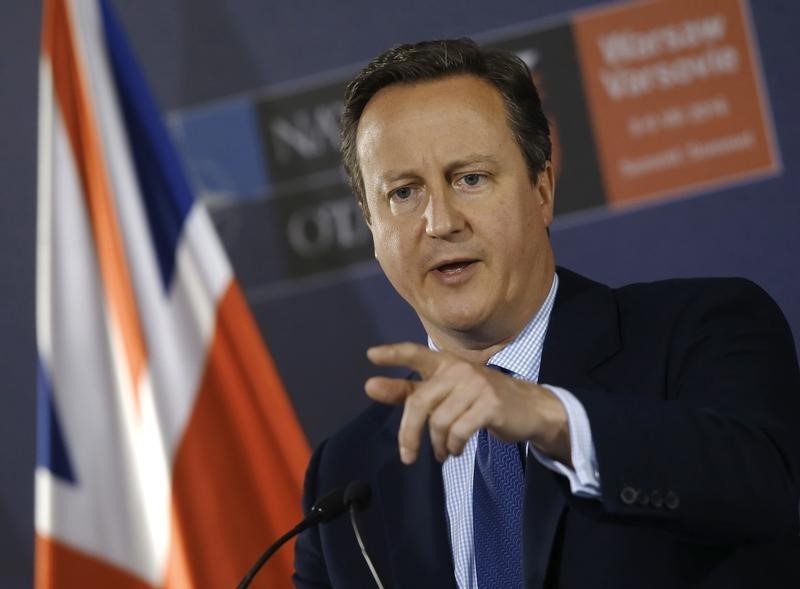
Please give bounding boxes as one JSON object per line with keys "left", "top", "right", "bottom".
{"left": 429, "top": 330, "right": 516, "bottom": 364}
{"left": 426, "top": 267, "right": 556, "bottom": 364}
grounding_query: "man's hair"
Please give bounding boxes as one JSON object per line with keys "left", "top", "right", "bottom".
{"left": 340, "top": 38, "right": 552, "bottom": 221}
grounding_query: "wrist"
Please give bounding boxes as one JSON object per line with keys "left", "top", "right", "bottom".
{"left": 529, "top": 385, "right": 572, "bottom": 466}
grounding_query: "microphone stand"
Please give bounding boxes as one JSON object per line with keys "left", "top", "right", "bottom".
{"left": 237, "top": 487, "right": 346, "bottom": 589}
{"left": 236, "top": 480, "right": 385, "bottom": 589}
{"left": 349, "top": 506, "right": 385, "bottom": 589}
{"left": 236, "top": 521, "right": 309, "bottom": 589}
{"left": 344, "top": 481, "right": 385, "bottom": 589}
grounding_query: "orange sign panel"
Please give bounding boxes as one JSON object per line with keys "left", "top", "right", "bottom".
{"left": 573, "top": 0, "right": 779, "bottom": 205}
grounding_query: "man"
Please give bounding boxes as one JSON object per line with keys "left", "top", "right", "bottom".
{"left": 293, "top": 39, "right": 800, "bottom": 588}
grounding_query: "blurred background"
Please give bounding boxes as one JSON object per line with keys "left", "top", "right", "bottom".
{"left": 2, "top": 0, "right": 799, "bottom": 587}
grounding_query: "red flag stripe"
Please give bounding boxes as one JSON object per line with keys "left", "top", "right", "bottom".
{"left": 42, "top": 0, "right": 147, "bottom": 405}
{"left": 36, "top": 535, "right": 154, "bottom": 589}
{"left": 166, "top": 281, "right": 310, "bottom": 588}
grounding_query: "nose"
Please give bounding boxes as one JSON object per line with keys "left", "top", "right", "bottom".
{"left": 424, "top": 186, "right": 466, "bottom": 239}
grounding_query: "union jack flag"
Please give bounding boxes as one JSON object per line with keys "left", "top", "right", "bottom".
{"left": 36, "top": 0, "right": 310, "bottom": 586}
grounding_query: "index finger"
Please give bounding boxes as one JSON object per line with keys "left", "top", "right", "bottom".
{"left": 366, "top": 342, "right": 442, "bottom": 378}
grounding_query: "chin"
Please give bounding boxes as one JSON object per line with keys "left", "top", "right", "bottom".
{"left": 429, "top": 305, "right": 492, "bottom": 336}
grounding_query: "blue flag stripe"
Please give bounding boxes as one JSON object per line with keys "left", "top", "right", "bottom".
{"left": 99, "top": 0, "right": 194, "bottom": 289}
{"left": 36, "top": 358, "right": 77, "bottom": 484}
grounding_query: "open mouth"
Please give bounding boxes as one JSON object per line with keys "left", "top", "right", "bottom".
{"left": 434, "top": 260, "right": 476, "bottom": 275}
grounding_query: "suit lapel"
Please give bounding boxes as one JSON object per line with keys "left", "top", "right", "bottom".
{"left": 523, "top": 267, "right": 621, "bottom": 589}
{"left": 373, "top": 407, "right": 458, "bottom": 589}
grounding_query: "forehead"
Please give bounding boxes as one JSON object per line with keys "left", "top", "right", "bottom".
{"left": 355, "top": 75, "right": 514, "bottom": 176}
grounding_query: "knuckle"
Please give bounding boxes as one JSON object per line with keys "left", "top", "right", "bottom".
{"left": 483, "top": 390, "right": 498, "bottom": 407}
{"left": 485, "top": 398, "right": 505, "bottom": 423}
{"left": 455, "top": 361, "right": 475, "bottom": 379}
{"left": 439, "top": 362, "right": 458, "bottom": 380}
{"left": 447, "top": 437, "right": 465, "bottom": 455}
{"left": 398, "top": 341, "right": 416, "bottom": 356}
{"left": 486, "top": 395, "right": 502, "bottom": 411}
{"left": 400, "top": 379, "right": 416, "bottom": 397}
{"left": 449, "top": 423, "right": 471, "bottom": 447}
{"left": 406, "top": 393, "right": 427, "bottom": 412}
{"left": 446, "top": 434, "right": 462, "bottom": 453}
{"left": 486, "top": 399, "right": 511, "bottom": 430}
{"left": 443, "top": 360, "right": 474, "bottom": 383}
{"left": 429, "top": 412, "right": 449, "bottom": 432}
{"left": 476, "top": 367, "right": 493, "bottom": 387}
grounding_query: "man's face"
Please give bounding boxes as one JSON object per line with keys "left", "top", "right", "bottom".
{"left": 356, "top": 75, "right": 555, "bottom": 348}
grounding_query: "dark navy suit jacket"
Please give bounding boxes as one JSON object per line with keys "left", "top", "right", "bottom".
{"left": 293, "top": 268, "right": 800, "bottom": 588}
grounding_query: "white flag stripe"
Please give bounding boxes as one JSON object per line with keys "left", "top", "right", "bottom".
{"left": 36, "top": 57, "right": 55, "bottom": 370}
{"left": 37, "top": 98, "right": 164, "bottom": 581}
{"left": 70, "top": 0, "right": 231, "bottom": 461}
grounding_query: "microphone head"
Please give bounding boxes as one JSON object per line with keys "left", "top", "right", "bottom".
{"left": 309, "top": 487, "right": 347, "bottom": 523}
{"left": 344, "top": 480, "right": 371, "bottom": 512}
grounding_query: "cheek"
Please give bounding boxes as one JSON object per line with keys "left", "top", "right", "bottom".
{"left": 372, "top": 225, "right": 405, "bottom": 271}
{"left": 487, "top": 207, "right": 523, "bottom": 249}
{"left": 492, "top": 207, "right": 543, "bottom": 261}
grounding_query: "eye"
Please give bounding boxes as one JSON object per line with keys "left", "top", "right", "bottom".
{"left": 386, "top": 184, "right": 421, "bottom": 213}
{"left": 455, "top": 173, "right": 488, "bottom": 189}
{"left": 463, "top": 173, "right": 483, "bottom": 186}
{"left": 390, "top": 186, "right": 413, "bottom": 201}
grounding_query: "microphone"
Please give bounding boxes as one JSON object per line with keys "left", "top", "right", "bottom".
{"left": 237, "top": 486, "right": 347, "bottom": 589}
{"left": 344, "top": 480, "right": 371, "bottom": 510}
{"left": 308, "top": 486, "right": 348, "bottom": 525}
{"left": 344, "top": 481, "right": 385, "bottom": 589}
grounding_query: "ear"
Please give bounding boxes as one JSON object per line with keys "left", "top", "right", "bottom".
{"left": 536, "top": 162, "right": 555, "bottom": 228}
{"left": 358, "top": 198, "right": 373, "bottom": 230}
{"left": 358, "top": 200, "right": 378, "bottom": 259}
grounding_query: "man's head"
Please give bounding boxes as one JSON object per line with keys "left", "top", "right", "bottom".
{"left": 344, "top": 39, "right": 556, "bottom": 354}
{"left": 341, "top": 38, "right": 551, "bottom": 223}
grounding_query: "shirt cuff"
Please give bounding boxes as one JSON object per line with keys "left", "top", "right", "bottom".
{"left": 528, "top": 384, "right": 602, "bottom": 499}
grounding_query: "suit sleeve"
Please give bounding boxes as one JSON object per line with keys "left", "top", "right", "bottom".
{"left": 293, "top": 439, "right": 333, "bottom": 589}
{"left": 571, "top": 279, "right": 800, "bottom": 544}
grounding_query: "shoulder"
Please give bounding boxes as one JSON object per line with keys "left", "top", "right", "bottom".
{"left": 554, "top": 267, "right": 796, "bottom": 358}
{"left": 615, "top": 275, "right": 771, "bottom": 305}
{"left": 557, "top": 267, "right": 784, "bottom": 323}
{"left": 302, "top": 402, "right": 400, "bottom": 504}
{"left": 612, "top": 275, "right": 789, "bottom": 330}
{"left": 605, "top": 274, "right": 798, "bottom": 381}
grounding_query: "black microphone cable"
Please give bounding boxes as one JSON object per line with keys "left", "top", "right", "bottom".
{"left": 344, "top": 481, "right": 385, "bottom": 589}
{"left": 237, "top": 486, "right": 347, "bottom": 589}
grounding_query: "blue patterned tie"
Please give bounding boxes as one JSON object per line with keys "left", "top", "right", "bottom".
{"left": 473, "top": 427, "right": 524, "bottom": 587}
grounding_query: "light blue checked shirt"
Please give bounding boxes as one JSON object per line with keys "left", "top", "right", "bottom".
{"left": 433, "top": 272, "right": 602, "bottom": 589}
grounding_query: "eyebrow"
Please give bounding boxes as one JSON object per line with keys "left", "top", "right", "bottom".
{"left": 444, "top": 154, "right": 500, "bottom": 175}
{"left": 379, "top": 170, "right": 422, "bottom": 185}
{"left": 379, "top": 154, "right": 500, "bottom": 185}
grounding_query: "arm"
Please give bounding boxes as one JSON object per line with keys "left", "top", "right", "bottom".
{"left": 570, "top": 280, "right": 800, "bottom": 543}
{"left": 366, "top": 279, "right": 800, "bottom": 545}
